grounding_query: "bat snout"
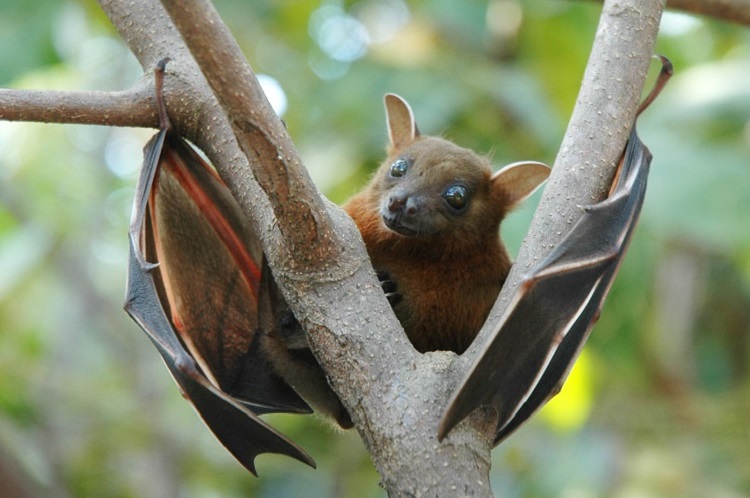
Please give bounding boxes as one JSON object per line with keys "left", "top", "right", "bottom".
{"left": 386, "top": 192, "right": 420, "bottom": 218}
{"left": 380, "top": 192, "right": 427, "bottom": 236}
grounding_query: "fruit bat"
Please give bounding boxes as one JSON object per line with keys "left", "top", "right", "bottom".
{"left": 125, "top": 53, "right": 671, "bottom": 474}
{"left": 124, "top": 59, "right": 316, "bottom": 475}
{"left": 438, "top": 56, "right": 673, "bottom": 443}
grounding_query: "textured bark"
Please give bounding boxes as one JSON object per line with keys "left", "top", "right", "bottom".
{"left": 0, "top": 85, "right": 157, "bottom": 127}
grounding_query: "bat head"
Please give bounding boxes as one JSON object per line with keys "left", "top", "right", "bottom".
{"left": 375, "top": 94, "right": 550, "bottom": 245}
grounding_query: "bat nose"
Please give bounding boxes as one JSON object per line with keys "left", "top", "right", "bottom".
{"left": 387, "top": 193, "right": 406, "bottom": 213}
{"left": 388, "top": 194, "right": 418, "bottom": 217}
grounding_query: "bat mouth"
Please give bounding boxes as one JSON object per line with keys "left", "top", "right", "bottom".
{"left": 382, "top": 214, "right": 418, "bottom": 236}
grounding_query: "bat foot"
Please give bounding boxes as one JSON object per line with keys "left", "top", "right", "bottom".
{"left": 376, "top": 270, "right": 402, "bottom": 307}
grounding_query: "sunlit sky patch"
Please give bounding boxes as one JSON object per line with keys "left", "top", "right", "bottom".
{"left": 257, "top": 73, "right": 288, "bottom": 116}
{"left": 660, "top": 11, "right": 702, "bottom": 37}
{"left": 308, "top": 0, "right": 410, "bottom": 79}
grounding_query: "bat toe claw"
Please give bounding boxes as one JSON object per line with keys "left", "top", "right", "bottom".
{"left": 376, "top": 270, "right": 402, "bottom": 307}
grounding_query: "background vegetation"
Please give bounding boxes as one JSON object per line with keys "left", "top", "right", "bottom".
{"left": 1, "top": 0, "right": 748, "bottom": 496}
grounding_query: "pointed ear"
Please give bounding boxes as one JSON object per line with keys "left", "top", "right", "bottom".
{"left": 491, "top": 161, "right": 551, "bottom": 209}
{"left": 385, "top": 93, "right": 420, "bottom": 150}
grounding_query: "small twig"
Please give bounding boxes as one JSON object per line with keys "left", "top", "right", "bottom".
{"left": 0, "top": 82, "right": 157, "bottom": 128}
{"left": 585, "top": 0, "right": 750, "bottom": 25}
{"left": 667, "top": 0, "right": 750, "bottom": 24}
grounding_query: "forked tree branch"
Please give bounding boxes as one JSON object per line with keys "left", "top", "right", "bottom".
{"left": 153, "top": 1, "right": 493, "bottom": 495}
{"left": 95, "top": 1, "right": 457, "bottom": 495}
{"left": 2, "top": 0, "right": 667, "bottom": 495}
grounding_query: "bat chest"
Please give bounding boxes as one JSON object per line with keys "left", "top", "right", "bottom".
{"left": 381, "top": 254, "right": 505, "bottom": 354}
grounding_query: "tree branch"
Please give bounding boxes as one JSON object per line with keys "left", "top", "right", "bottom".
{"left": 465, "top": 0, "right": 666, "bottom": 374}
{"left": 667, "top": 0, "right": 750, "bottom": 23}
{"left": 159, "top": 0, "right": 340, "bottom": 271}
{"left": 666, "top": 0, "right": 749, "bottom": 24}
{"left": 0, "top": 84, "right": 157, "bottom": 127}
{"left": 586, "top": 0, "right": 750, "bottom": 25}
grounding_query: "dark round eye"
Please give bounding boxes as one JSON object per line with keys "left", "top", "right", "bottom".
{"left": 389, "top": 158, "right": 409, "bottom": 178}
{"left": 443, "top": 185, "right": 468, "bottom": 210}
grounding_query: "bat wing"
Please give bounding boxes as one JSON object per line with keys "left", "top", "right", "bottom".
{"left": 439, "top": 126, "right": 652, "bottom": 443}
{"left": 125, "top": 127, "right": 315, "bottom": 475}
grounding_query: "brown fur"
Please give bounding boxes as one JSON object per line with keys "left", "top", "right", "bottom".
{"left": 342, "top": 95, "right": 549, "bottom": 354}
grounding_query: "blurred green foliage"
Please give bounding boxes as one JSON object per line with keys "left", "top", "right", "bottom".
{"left": 1, "top": 1, "right": 749, "bottom": 496}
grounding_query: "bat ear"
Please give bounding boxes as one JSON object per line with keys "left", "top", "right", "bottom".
{"left": 491, "top": 161, "right": 550, "bottom": 209}
{"left": 385, "top": 93, "right": 420, "bottom": 151}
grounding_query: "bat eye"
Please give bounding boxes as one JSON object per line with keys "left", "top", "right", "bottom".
{"left": 444, "top": 185, "right": 468, "bottom": 210}
{"left": 389, "top": 158, "right": 409, "bottom": 178}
